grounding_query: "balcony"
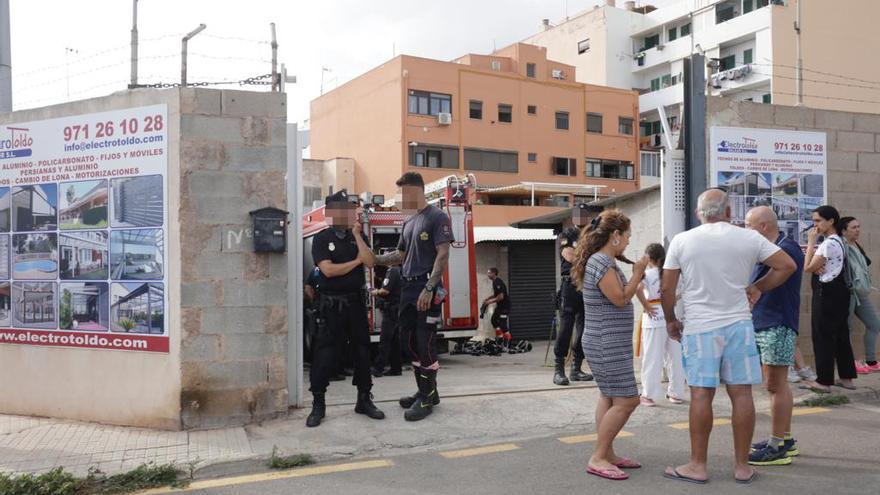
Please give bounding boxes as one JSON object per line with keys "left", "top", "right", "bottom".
{"left": 632, "top": 36, "right": 692, "bottom": 72}
{"left": 709, "top": 64, "right": 770, "bottom": 94}
{"left": 639, "top": 83, "right": 683, "bottom": 112}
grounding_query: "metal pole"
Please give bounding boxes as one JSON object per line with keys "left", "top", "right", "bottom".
{"left": 270, "top": 23, "right": 278, "bottom": 91}
{"left": 795, "top": 0, "right": 803, "bottom": 106}
{"left": 65, "top": 47, "right": 77, "bottom": 100}
{"left": 0, "top": 0, "right": 12, "bottom": 112}
{"left": 279, "top": 63, "right": 296, "bottom": 93}
{"left": 181, "top": 23, "right": 206, "bottom": 86}
{"left": 130, "top": 0, "right": 138, "bottom": 88}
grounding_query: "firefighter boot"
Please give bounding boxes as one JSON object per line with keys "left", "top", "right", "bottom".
{"left": 570, "top": 359, "right": 594, "bottom": 382}
{"left": 405, "top": 368, "right": 437, "bottom": 422}
{"left": 306, "top": 393, "right": 325, "bottom": 428}
{"left": 399, "top": 368, "right": 440, "bottom": 408}
{"left": 355, "top": 390, "right": 386, "bottom": 420}
{"left": 553, "top": 359, "right": 570, "bottom": 386}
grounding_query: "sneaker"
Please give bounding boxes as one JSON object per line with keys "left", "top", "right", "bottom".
{"left": 666, "top": 394, "right": 685, "bottom": 404}
{"left": 751, "top": 438, "right": 799, "bottom": 458}
{"left": 787, "top": 367, "right": 802, "bottom": 383}
{"left": 866, "top": 361, "right": 880, "bottom": 373}
{"left": 640, "top": 396, "right": 656, "bottom": 407}
{"left": 749, "top": 443, "right": 793, "bottom": 466}
{"left": 855, "top": 360, "right": 871, "bottom": 374}
{"left": 797, "top": 366, "right": 818, "bottom": 382}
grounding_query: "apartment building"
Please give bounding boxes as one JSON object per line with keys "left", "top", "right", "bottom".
{"left": 526, "top": 0, "right": 880, "bottom": 155}
{"left": 309, "top": 43, "right": 640, "bottom": 226}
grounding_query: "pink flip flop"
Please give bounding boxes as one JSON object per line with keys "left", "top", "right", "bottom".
{"left": 587, "top": 466, "right": 629, "bottom": 480}
{"left": 614, "top": 457, "right": 642, "bottom": 469}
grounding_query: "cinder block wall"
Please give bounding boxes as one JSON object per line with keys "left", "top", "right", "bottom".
{"left": 177, "top": 88, "right": 289, "bottom": 429}
{"left": 708, "top": 98, "right": 880, "bottom": 362}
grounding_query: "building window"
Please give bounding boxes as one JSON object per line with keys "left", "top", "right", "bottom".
{"left": 498, "top": 104, "right": 513, "bottom": 123}
{"left": 643, "top": 33, "right": 660, "bottom": 50}
{"left": 526, "top": 63, "right": 536, "bottom": 78}
{"left": 528, "top": 152, "right": 537, "bottom": 162}
{"left": 650, "top": 77, "right": 661, "bottom": 92}
{"left": 668, "top": 26, "right": 678, "bottom": 41}
{"left": 427, "top": 150, "right": 441, "bottom": 168}
{"left": 408, "top": 90, "right": 451, "bottom": 116}
{"left": 577, "top": 38, "right": 590, "bottom": 54}
{"left": 661, "top": 74, "right": 672, "bottom": 88}
{"left": 414, "top": 152, "right": 425, "bottom": 167}
{"left": 743, "top": 48, "right": 753, "bottom": 65}
{"left": 640, "top": 152, "right": 661, "bottom": 177}
{"left": 586, "top": 113, "right": 603, "bottom": 133}
{"left": 527, "top": 105, "right": 537, "bottom": 115}
{"left": 585, "top": 158, "right": 634, "bottom": 180}
{"left": 464, "top": 148, "right": 518, "bottom": 173}
{"left": 716, "top": 3, "right": 737, "bottom": 24}
{"left": 553, "top": 157, "right": 577, "bottom": 176}
{"left": 469, "top": 100, "right": 483, "bottom": 120}
{"left": 555, "top": 111, "right": 570, "bottom": 130}
{"left": 491, "top": 60, "right": 502, "bottom": 71}
{"left": 719, "top": 54, "right": 736, "bottom": 71}
{"left": 303, "top": 186, "right": 322, "bottom": 207}
{"left": 618, "top": 117, "right": 634, "bottom": 135}
{"left": 640, "top": 120, "right": 661, "bottom": 136}
{"left": 744, "top": 0, "right": 754, "bottom": 13}
{"left": 680, "top": 23, "right": 691, "bottom": 36}
{"left": 762, "top": 93, "right": 772, "bottom": 104}
{"left": 410, "top": 145, "right": 459, "bottom": 169}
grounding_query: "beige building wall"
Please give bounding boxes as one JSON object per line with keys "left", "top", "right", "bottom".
{"left": 771, "top": 0, "right": 880, "bottom": 114}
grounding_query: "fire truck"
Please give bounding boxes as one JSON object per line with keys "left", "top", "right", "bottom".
{"left": 302, "top": 175, "right": 480, "bottom": 349}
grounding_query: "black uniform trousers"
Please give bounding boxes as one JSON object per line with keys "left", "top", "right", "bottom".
{"left": 399, "top": 280, "right": 442, "bottom": 367}
{"left": 811, "top": 274, "right": 857, "bottom": 386}
{"left": 309, "top": 292, "right": 373, "bottom": 395}
{"left": 491, "top": 307, "right": 509, "bottom": 332}
{"left": 374, "top": 306, "right": 402, "bottom": 373}
{"left": 555, "top": 278, "right": 585, "bottom": 362}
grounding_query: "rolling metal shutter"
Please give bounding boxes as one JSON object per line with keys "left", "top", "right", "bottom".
{"left": 507, "top": 241, "right": 556, "bottom": 341}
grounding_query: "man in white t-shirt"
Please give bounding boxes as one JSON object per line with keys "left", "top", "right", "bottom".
{"left": 660, "top": 189, "right": 796, "bottom": 485}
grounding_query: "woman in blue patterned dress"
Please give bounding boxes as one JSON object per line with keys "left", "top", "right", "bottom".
{"left": 570, "top": 210, "right": 649, "bottom": 481}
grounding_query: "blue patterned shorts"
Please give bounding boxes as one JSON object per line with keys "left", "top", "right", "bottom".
{"left": 682, "top": 320, "right": 762, "bottom": 388}
{"left": 754, "top": 325, "right": 796, "bottom": 366}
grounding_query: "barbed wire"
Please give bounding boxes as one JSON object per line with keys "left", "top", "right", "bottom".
{"left": 136, "top": 73, "right": 275, "bottom": 89}
{"left": 201, "top": 33, "right": 271, "bottom": 45}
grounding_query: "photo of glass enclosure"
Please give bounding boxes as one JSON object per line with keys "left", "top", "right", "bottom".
{"left": 110, "top": 229, "right": 163, "bottom": 280}
{"left": 110, "top": 282, "right": 164, "bottom": 334}
{"left": 0, "top": 235, "right": 8, "bottom": 279}
{"left": 0, "top": 187, "right": 10, "bottom": 232}
{"left": 111, "top": 175, "right": 163, "bottom": 228}
{"left": 0, "top": 282, "right": 10, "bottom": 327}
{"left": 12, "top": 233, "right": 58, "bottom": 280}
{"left": 60, "top": 232, "right": 109, "bottom": 280}
{"left": 12, "top": 184, "right": 57, "bottom": 231}
{"left": 12, "top": 282, "right": 57, "bottom": 329}
{"left": 60, "top": 282, "right": 109, "bottom": 331}
{"left": 59, "top": 180, "right": 109, "bottom": 230}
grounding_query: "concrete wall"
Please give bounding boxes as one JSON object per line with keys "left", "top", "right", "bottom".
{"left": 707, "top": 97, "right": 880, "bottom": 361}
{"left": 178, "top": 88, "right": 288, "bottom": 429}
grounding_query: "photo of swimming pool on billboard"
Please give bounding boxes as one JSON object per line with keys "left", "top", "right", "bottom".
{"left": 12, "top": 233, "right": 58, "bottom": 280}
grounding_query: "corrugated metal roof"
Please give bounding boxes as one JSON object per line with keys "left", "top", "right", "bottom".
{"left": 474, "top": 226, "right": 556, "bottom": 243}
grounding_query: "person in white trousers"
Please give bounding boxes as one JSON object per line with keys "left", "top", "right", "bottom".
{"left": 636, "top": 243, "right": 687, "bottom": 406}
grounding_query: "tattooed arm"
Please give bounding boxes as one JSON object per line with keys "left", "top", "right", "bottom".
{"left": 419, "top": 243, "right": 450, "bottom": 311}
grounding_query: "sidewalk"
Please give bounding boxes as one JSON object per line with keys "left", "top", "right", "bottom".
{"left": 2, "top": 352, "right": 879, "bottom": 478}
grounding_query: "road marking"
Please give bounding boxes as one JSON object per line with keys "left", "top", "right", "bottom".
{"left": 791, "top": 407, "right": 830, "bottom": 416}
{"left": 669, "top": 418, "right": 731, "bottom": 430}
{"left": 140, "top": 460, "right": 394, "bottom": 493}
{"left": 558, "top": 431, "right": 634, "bottom": 444}
{"left": 439, "top": 443, "right": 520, "bottom": 458}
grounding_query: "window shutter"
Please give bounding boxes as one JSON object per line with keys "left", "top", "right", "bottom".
{"left": 569, "top": 159, "right": 577, "bottom": 177}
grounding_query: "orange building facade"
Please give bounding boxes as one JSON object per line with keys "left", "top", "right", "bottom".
{"left": 310, "top": 43, "right": 640, "bottom": 226}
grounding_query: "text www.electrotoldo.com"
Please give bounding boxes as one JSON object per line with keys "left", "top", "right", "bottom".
{"left": 0, "top": 331, "right": 149, "bottom": 350}
{"left": 63, "top": 134, "right": 164, "bottom": 152}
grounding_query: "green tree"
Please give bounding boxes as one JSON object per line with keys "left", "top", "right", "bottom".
{"left": 60, "top": 290, "right": 72, "bottom": 329}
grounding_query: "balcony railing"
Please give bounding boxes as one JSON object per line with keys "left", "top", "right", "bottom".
{"left": 710, "top": 63, "right": 754, "bottom": 89}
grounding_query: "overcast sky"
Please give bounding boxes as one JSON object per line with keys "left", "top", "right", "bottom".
{"left": 8, "top": 0, "right": 613, "bottom": 124}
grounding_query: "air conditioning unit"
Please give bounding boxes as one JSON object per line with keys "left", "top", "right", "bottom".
{"left": 552, "top": 69, "right": 564, "bottom": 79}
{"left": 437, "top": 112, "right": 452, "bottom": 125}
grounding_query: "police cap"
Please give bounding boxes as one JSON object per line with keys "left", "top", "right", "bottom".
{"left": 325, "top": 190, "right": 354, "bottom": 209}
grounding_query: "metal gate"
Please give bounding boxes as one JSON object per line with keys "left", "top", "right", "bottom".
{"left": 507, "top": 241, "right": 556, "bottom": 341}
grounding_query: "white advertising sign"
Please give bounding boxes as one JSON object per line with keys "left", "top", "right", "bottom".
{"left": 710, "top": 126, "right": 827, "bottom": 246}
{"left": 0, "top": 104, "right": 169, "bottom": 352}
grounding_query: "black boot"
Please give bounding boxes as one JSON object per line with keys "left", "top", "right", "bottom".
{"left": 399, "top": 368, "right": 422, "bottom": 409}
{"left": 405, "top": 368, "right": 437, "bottom": 422}
{"left": 570, "top": 360, "right": 594, "bottom": 382}
{"left": 306, "top": 393, "right": 325, "bottom": 428}
{"left": 354, "top": 390, "right": 385, "bottom": 420}
{"left": 553, "top": 359, "right": 570, "bottom": 386}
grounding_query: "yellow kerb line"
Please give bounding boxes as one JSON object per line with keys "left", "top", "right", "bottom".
{"left": 669, "top": 418, "right": 731, "bottom": 430}
{"left": 138, "top": 459, "right": 393, "bottom": 494}
{"left": 791, "top": 407, "right": 830, "bottom": 416}
{"left": 439, "top": 443, "right": 520, "bottom": 458}
{"left": 558, "top": 431, "right": 634, "bottom": 444}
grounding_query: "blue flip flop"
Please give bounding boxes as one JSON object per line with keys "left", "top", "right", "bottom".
{"left": 664, "top": 468, "right": 708, "bottom": 485}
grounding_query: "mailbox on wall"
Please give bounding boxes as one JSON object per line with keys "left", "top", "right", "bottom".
{"left": 249, "top": 207, "right": 289, "bottom": 253}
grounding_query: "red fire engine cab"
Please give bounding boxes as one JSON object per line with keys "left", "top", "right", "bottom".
{"left": 303, "top": 175, "right": 480, "bottom": 346}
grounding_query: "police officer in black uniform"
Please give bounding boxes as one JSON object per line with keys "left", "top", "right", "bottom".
{"left": 483, "top": 268, "right": 512, "bottom": 343}
{"left": 306, "top": 191, "right": 385, "bottom": 427}
{"left": 356, "top": 172, "right": 454, "bottom": 422}
{"left": 371, "top": 264, "right": 403, "bottom": 377}
{"left": 554, "top": 204, "right": 595, "bottom": 385}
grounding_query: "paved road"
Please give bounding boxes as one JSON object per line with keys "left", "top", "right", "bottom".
{"left": 150, "top": 400, "right": 880, "bottom": 495}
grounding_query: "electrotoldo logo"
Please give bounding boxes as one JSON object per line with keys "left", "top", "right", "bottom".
{"left": 717, "top": 137, "right": 758, "bottom": 154}
{"left": 0, "top": 126, "right": 34, "bottom": 159}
